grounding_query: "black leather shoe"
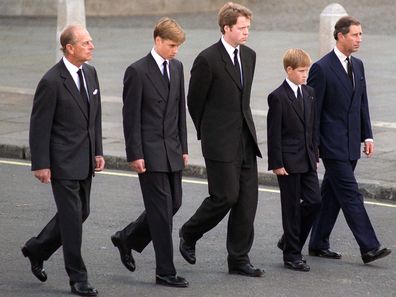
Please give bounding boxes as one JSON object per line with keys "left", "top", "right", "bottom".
{"left": 362, "top": 247, "right": 391, "bottom": 264}
{"left": 277, "top": 236, "right": 306, "bottom": 263}
{"left": 309, "top": 248, "right": 342, "bottom": 259}
{"left": 70, "top": 281, "right": 98, "bottom": 296}
{"left": 111, "top": 232, "right": 135, "bottom": 272}
{"left": 277, "top": 235, "right": 285, "bottom": 251}
{"left": 21, "top": 245, "right": 47, "bottom": 282}
{"left": 229, "top": 263, "right": 264, "bottom": 277}
{"left": 156, "top": 275, "right": 189, "bottom": 288}
{"left": 284, "top": 260, "right": 310, "bottom": 272}
{"left": 179, "top": 230, "right": 196, "bottom": 264}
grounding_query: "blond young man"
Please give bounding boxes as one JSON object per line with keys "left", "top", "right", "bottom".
{"left": 111, "top": 18, "right": 189, "bottom": 288}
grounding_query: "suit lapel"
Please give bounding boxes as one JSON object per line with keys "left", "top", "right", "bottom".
{"left": 82, "top": 63, "right": 97, "bottom": 122}
{"left": 329, "top": 51, "right": 354, "bottom": 96}
{"left": 217, "top": 41, "right": 243, "bottom": 90}
{"left": 60, "top": 60, "right": 89, "bottom": 120}
{"left": 168, "top": 60, "right": 179, "bottom": 103}
{"left": 283, "top": 80, "right": 304, "bottom": 123}
{"left": 146, "top": 53, "right": 169, "bottom": 101}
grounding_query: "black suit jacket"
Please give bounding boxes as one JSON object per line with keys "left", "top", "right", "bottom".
{"left": 267, "top": 81, "right": 318, "bottom": 173}
{"left": 122, "top": 53, "right": 188, "bottom": 172}
{"left": 29, "top": 59, "right": 103, "bottom": 179}
{"left": 187, "top": 40, "right": 261, "bottom": 162}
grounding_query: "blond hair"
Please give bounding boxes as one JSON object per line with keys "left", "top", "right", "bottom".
{"left": 283, "top": 48, "right": 312, "bottom": 71}
{"left": 153, "top": 17, "right": 185, "bottom": 44}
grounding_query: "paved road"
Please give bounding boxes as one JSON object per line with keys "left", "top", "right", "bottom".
{"left": 0, "top": 158, "right": 395, "bottom": 297}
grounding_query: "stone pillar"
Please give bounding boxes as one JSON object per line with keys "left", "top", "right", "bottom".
{"left": 319, "top": 3, "right": 348, "bottom": 57}
{"left": 56, "top": 0, "right": 86, "bottom": 61}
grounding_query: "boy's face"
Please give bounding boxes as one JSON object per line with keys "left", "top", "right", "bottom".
{"left": 286, "top": 66, "right": 310, "bottom": 85}
{"left": 154, "top": 37, "right": 181, "bottom": 60}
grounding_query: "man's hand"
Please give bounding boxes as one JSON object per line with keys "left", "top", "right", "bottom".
{"left": 273, "top": 167, "right": 288, "bottom": 176}
{"left": 129, "top": 159, "right": 146, "bottom": 173}
{"left": 363, "top": 141, "right": 374, "bottom": 157}
{"left": 33, "top": 169, "right": 51, "bottom": 183}
{"left": 183, "top": 154, "right": 189, "bottom": 167}
{"left": 95, "top": 156, "right": 105, "bottom": 172}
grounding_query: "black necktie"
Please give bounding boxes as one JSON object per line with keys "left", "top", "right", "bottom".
{"left": 296, "top": 86, "right": 304, "bottom": 114}
{"left": 346, "top": 56, "right": 354, "bottom": 87}
{"left": 163, "top": 60, "right": 170, "bottom": 88}
{"left": 233, "top": 48, "right": 242, "bottom": 85}
{"left": 77, "top": 69, "right": 89, "bottom": 105}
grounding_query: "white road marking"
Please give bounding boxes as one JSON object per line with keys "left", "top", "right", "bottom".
{"left": 1, "top": 159, "right": 395, "bottom": 207}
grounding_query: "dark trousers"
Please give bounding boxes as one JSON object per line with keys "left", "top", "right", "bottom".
{"left": 119, "top": 171, "right": 182, "bottom": 276}
{"left": 309, "top": 159, "right": 380, "bottom": 253}
{"left": 277, "top": 171, "right": 321, "bottom": 262}
{"left": 24, "top": 177, "right": 92, "bottom": 283}
{"left": 181, "top": 135, "right": 258, "bottom": 266}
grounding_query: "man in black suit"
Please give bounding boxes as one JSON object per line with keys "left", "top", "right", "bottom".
{"left": 179, "top": 2, "right": 263, "bottom": 277}
{"left": 111, "top": 18, "right": 189, "bottom": 288}
{"left": 308, "top": 16, "right": 391, "bottom": 264}
{"left": 21, "top": 25, "right": 104, "bottom": 296}
{"left": 267, "top": 49, "right": 321, "bottom": 272}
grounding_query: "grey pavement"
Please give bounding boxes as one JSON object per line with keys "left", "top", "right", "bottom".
{"left": 0, "top": 11, "right": 395, "bottom": 201}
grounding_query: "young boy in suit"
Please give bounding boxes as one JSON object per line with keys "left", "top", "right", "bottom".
{"left": 267, "top": 49, "right": 321, "bottom": 272}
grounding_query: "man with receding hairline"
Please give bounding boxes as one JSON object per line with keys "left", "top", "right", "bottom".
{"left": 21, "top": 24, "right": 104, "bottom": 296}
{"left": 307, "top": 16, "right": 391, "bottom": 264}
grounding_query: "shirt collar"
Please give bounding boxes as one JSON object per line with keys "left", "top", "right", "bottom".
{"left": 151, "top": 47, "right": 168, "bottom": 71}
{"left": 62, "top": 56, "right": 81, "bottom": 74}
{"left": 286, "top": 78, "right": 300, "bottom": 95}
{"left": 221, "top": 36, "right": 240, "bottom": 59}
{"left": 334, "top": 46, "right": 350, "bottom": 63}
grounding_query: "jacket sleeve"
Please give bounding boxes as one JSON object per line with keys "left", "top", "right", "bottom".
{"left": 122, "top": 66, "right": 144, "bottom": 162}
{"left": 359, "top": 63, "right": 373, "bottom": 141}
{"left": 29, "top": 78, "right": 57, "bottom": 171}
{"left": 178, "top": 62, "right": 188, "bottom": 154}
{"left": 93, "top": 68, "right": 103, "bottom": 157}
{"left": 187, "top": 54, "right": 212, "bottom": 140}
{"left": 267, "top": 92, "right": 283, "bottom": 170}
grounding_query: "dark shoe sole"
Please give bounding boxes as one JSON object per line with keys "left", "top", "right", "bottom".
{"left": 229, "top": 269, "right": 264, "bottom": 277}
{"left": 308, "top": 250, "right": 342, "bottom": 259}
{"left": 284, "top": 263, "right": 310, "bottom": 272}
{"left": 71, "top": 288, "right": 98, "bottom": 296}
{"left": 156, "top": 279, "right": 189, "bottom": 288}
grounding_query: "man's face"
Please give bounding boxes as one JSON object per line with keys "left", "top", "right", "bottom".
{"left": 338, "top": 24, "right": 362, "bottom": 55}
{"left": 287, "top": 66, "right": 310, "bottom": 85}
{"left": 224, "top": 16, "right": 251, "bottom": 47}
{"left": 155, "top": 37, "right": 181, "bottom": 60}
{"left": 68, "top": 28, "right": 94, "bottom": 65}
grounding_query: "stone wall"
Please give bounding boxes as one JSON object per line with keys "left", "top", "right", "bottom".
{"left": 0, "top": 0, "right": 250, "bottom": 16}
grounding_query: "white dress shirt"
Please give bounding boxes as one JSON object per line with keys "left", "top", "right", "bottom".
{"left": 151, "top": 48, "right": 169, "bottom": 80}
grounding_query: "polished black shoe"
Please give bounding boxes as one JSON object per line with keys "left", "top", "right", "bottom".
{"left": 229, "top": 263, "right": 264, "bottom": 277}
{"left": 21, "top": 245, "right": 47, "bottom": 282}
{"left": 277, "top": 235, "right": 285, "bottom": 251}
{"left": 284, "top": 260, "right": 310, "bottom": 272}
{"left": 179, "top": 230, "right": 196, "bottom": 264}
{"left": 156, "top": 275, "right": 189, "bottom": 288}
{"left": 70, "top": 281, "right": 98, "bottom": 296}
{"left": 111, "top": 232, "right": 135, "bottom": 272}
{"left": 309, "top": 248, "right": 342, "bottom": 259}
{"left": 362, "top": 247, "right": 391, "bottom": 264}
{"left": 277, "top": 236, "right": 306, "bottom": 263}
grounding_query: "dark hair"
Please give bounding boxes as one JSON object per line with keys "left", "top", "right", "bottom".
{"left": 218, "top": 2, "right": 252, "bottom": 34}
{"left": 153, "top": 17, "right": 185, "bottom": 44}
{"left": 333, "top": 16, "right": 361, "bottom": 40}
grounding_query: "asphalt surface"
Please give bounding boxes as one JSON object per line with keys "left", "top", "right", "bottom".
{"left": 0, "top": 159, "right": 395, "bottom": 297}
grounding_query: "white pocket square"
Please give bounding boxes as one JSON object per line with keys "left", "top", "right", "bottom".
{"left": 93, "top": 89, "right": 98, "bottom": 95}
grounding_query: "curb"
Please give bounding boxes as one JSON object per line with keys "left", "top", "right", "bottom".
{"left": 1, "top": 144, "right": 395, "bottom": 202}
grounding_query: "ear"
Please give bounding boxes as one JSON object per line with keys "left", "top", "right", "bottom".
{"left": 65, "top": 43, "right": 74, "bottom": 55}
